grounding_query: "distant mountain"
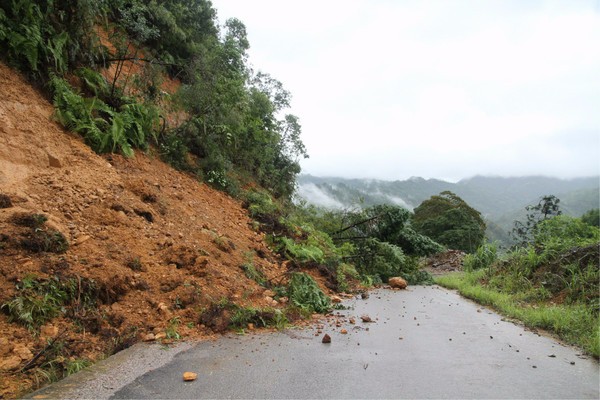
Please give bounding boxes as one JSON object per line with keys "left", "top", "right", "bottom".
{"left": 296, "top": 174, "right": 599, "bottom": 245}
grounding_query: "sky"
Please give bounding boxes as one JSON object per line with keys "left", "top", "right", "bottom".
{"left": 212, "top": 0, "right": 600, "bottom": 182}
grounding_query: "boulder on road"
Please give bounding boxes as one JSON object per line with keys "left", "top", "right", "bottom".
{"left": 389, "top": 277, "right": 408, "bottom": 289}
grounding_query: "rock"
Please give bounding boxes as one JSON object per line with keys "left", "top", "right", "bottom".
{"left": 388, "top": 277, "right": 408, "bottom": 289}
{"left": 13, "top": 345, "right": 33, "bottom": 361}
{"left": 0, "top": 356, "right": 22, "bottom": 371}
{"left": 40, "top": 324, "right": 59, "bottom": 338}
{"left": 331, "top": 296, "right": 342, "bottom": 304}
{"left": 340, "top": 329, "right": 348, "bottom": 334}
{"left": 157, "top": 302, "right": 170, "bottom": 315}
{"left": 143, "top": 333, "right": 155, "bottom": 342}
{"left": 361, "top": 315, "right": 373, "bottom": 323}
{"left": 360, "top": 292, "right": 369, "bottom": 299}
{"left": 155, "top": 332, "right": 167, "bottom": 340}
{"left": 183, "top": 372, "right": 197, "bottom": 381}
{"left": 0, "top": 338, "right": 11, "bottom": 357}
{"left": 263, "top": 289, "right": 276, "bottom": 298}
{"left": 349, "top": 318, "right": 356, "bottom": 324}
{"left": 74, "top": 235, "right": 91, "bottom": 245}
{"left": 48, "top": 153, "right": 62, "bottom": 168}
{"left": 321, "top": 334, "right": 331, "bottom": 344}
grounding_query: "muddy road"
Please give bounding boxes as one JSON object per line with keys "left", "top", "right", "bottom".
{"left": 30, "top": 286, "right": 599, "bottom": 399}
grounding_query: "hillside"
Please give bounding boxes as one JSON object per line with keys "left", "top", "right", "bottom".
{"left": 0, "top": 62, "right": 297, "bottom": 397}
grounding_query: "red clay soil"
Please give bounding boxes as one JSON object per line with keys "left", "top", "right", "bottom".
{"left": 0, "top": 62, "right": 299, "bottom": 397}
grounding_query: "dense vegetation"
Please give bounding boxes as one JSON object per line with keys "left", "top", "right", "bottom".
{"left": 438, "top": 197, "right": 600, "bottom": 357}
{"left": 412, "top": 191, "right": 486, "bottom": 253}
{"left": 297, "top": 175, "right": 600, "bottom": 247}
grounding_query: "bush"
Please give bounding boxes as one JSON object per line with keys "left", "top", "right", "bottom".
{"left": 463, "top": 242, "right": 498, "bottom": 271}
{"left": 286, "top": 273, "right": 331, "bottom": 314}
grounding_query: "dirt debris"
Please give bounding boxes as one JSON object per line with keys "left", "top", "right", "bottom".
{"left": 0, "top": 62, "right": 296, "bottom": 398}
{"left": 422, "top": 250, "right": 466, "bottom": 275}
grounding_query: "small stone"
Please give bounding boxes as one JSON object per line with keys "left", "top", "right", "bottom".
{"left": 322, "top": 334, "right": 331, "bottom": 344}
{"left": 388, "top": 277, "right": 408, "bottom": 289}
{"left": 183, "top": 372, "right": 197, "bottom": 381}
{"left": 349, "top": 318, "right": 356, "bottom": 324}
{"left": 340, "top": 329, "right": 348, "bottom": 334}
{"left": 48, "top": 153, "right": 62, "bottom": 168}
{"left": 40, "top": 324, "right": 59, "bottom": 338}
{"left": 570, "top": 361, "right": 575, "bottom": 365}
{"left": 361, "top": 315, "right": 372, "bottom": 323}
{"left": 247, "top": 323, "right": 255, "bottom": 330}
{"left": 331, "top": 296, "right": 342, "bottom": 304}
{"left": 155, "top": 332, "right": 167, "bottom": 340}
{"left": 143, "top": 333, "right": 155, "bottom": 342}
{"left": 74, "top": 235, "right": 91, "bottom": 245}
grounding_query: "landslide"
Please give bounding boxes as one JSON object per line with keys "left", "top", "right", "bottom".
{"left": 0, "top": 62, "right": 289, "bottom": 397}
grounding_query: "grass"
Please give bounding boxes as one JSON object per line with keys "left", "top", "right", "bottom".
{"left": 436, "top": 271, "right": 599, "bottom": 358}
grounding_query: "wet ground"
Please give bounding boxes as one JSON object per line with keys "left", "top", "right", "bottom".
{"left": 29, "top": 286, "right": 599, "bottom": 399}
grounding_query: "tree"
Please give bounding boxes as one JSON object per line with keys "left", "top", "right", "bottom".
{"left": 581, "top": 208, "right": 599, "bottom": 227}
{"left": 511, "top": 195, "right": 562, "bottom": 246}
{"left": 412, "top": 191, "right": 486, "bottom": 253}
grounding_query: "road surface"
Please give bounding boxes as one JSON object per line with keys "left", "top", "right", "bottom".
{"left": 29, "top": 286, "right": 599, "bottom": 399}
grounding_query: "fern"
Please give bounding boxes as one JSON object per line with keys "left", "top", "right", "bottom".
{"left": 77, "top": 67, "right": 109, "bottom": 96}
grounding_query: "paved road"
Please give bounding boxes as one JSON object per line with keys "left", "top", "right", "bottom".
{"left": 30, "top": 286, "right": 599, "bottom": 399}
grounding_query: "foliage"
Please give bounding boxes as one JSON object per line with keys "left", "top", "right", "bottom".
{"left": 229, "top": 306, "right": 287, "bottom": 331}
{"left": 1, "top": 275, "right": 99, "bottom": 330}
{"left": 511, "top": 195, "right": 562, "bottom": 247}
{"left": 336, "top": 263, "right": 359, "bottom": 292}
{"left": 332, "top": 204, "right": 443, "bottom": 257}
{"left": 50, "top": 74, "right": 160, "bottom": 157}
{"left": 463, "top": 242, "right": 498, "bottom": 271}
{"left": 581, "top": 208, "right": 599, "bottom": 227}
{"left": 240, "top": 261, "right": 267, "bottom": 287}
{"left": 286, "top": 273, "right": 331, "bottom": 313}
{"left": 0, "top": 0, "right": 105, "bottom": 81}
{"left": 412, "top": 191, "right": 486, "bottom": 253}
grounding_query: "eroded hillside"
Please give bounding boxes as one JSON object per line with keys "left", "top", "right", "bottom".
{"left": 0, "top": 62, "right": 293, "bottom": 397}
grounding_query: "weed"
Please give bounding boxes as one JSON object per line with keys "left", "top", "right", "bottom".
{"left": 1, "top": 275, "right": 99, "bottom": 330}
{"left": 241, "top": 262, "right": 267, "bottom": 286}
{"left": 21, "top": 229, "right": 69, "bottom": 253}
{"left": 286, "top": 272, "right": 331, "bottom": 314}
{"left": 166, "top": 317, "right": 181, "bottom": 340}
{"left": 463, "top": 242, "right": 498, "bottom": 271}
{"left": 125, "top": 257, "right": 144, "bottom": 271}
{"left": 2, "top": 276, "right": 68, "bottom": 329}
{"left": 229, "top": 306, "right": 288, "bottom": 331}
{"left": 12, "top": 213, "right": 47, "bottom": 228}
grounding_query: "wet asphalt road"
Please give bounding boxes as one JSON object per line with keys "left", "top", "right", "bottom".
{"left": 30, "top": 286, "right": 599, "bottom": 399}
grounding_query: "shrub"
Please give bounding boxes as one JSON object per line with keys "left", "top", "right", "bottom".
{"left": 463, "top": 242, "right": 498, "bottom": 271}
{"left": 286, "top": 273, "right": 331, "bottom": 314}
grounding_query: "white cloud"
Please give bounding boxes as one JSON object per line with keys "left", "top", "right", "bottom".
{"left": 213, "top": 0, "right": 600, "bottom": 181}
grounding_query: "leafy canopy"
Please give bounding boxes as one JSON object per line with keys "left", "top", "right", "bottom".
{"left": 412, "top": 191, "right": 486, "bottom": 253}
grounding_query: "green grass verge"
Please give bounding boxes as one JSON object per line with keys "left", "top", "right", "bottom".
{"left": 436, "top": 271, "right": 599, "bottom": 358}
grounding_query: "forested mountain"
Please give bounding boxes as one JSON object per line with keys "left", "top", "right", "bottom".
{"left": 297, "top": 174, "right": 599, "bottom": 244}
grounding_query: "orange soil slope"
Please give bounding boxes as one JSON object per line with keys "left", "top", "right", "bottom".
{"left": 0, "top": 62, "right": 288, "bottom": 397}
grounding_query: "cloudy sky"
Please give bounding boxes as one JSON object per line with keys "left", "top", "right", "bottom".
{"left": 212, "top": 0, "right": 600, "bottom": 182}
